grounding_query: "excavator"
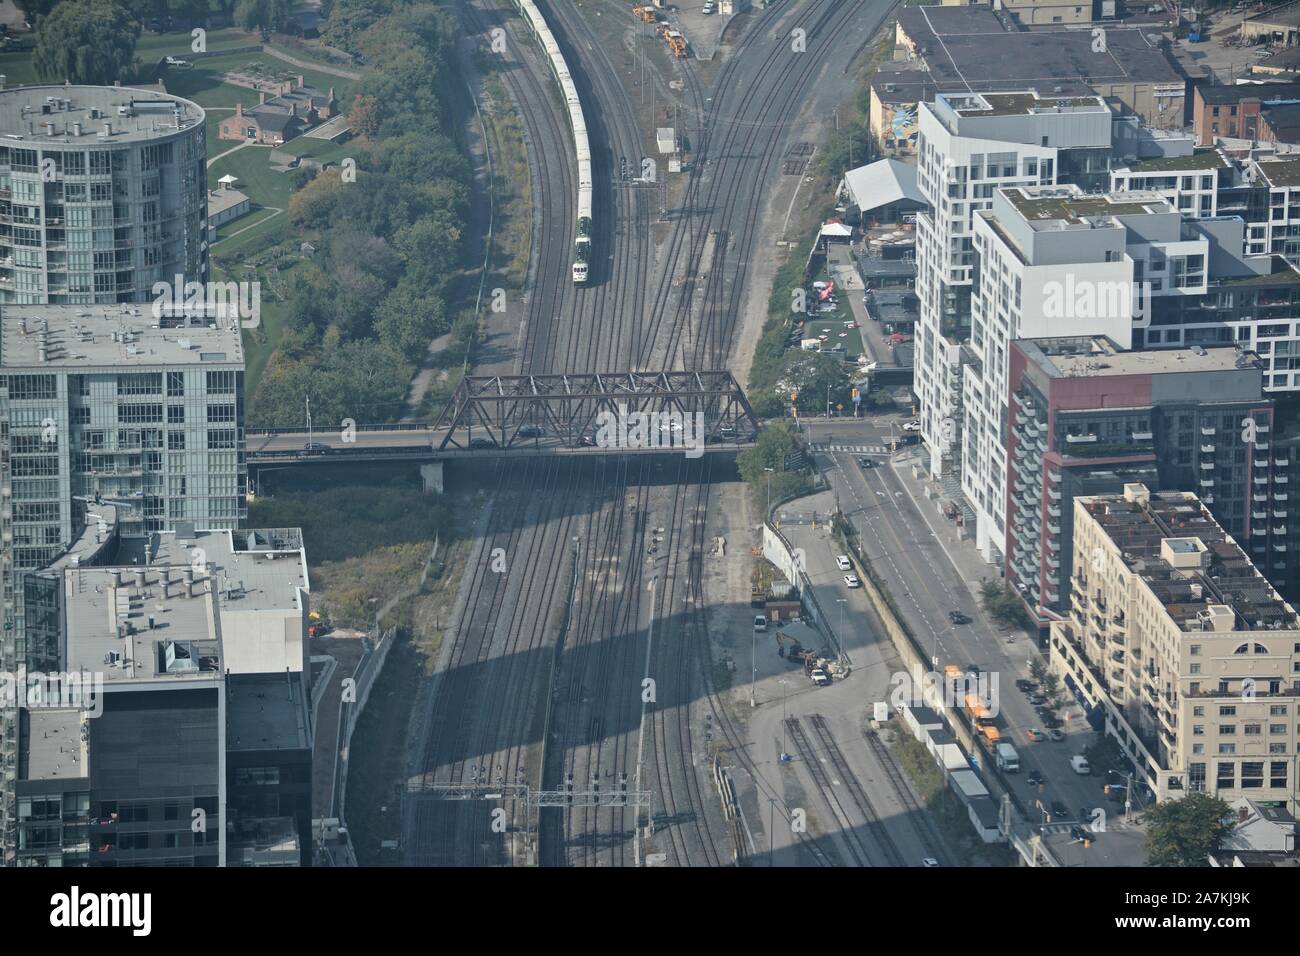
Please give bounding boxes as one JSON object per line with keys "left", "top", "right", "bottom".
{"left": 774, "top": 632, "right": 820, "bottom": 675}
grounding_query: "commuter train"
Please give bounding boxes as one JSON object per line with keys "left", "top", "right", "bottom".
{"left": 513, "top": 0, "right": 593, "bottom": 284}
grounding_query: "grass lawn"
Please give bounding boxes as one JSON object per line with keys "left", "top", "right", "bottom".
{"left": 208, "top": 144, "right": 292, "bottom": 206}
{"left": 802, "top": 314, "right": 865, "bottom": 358}
{"left": 136, "top": 28, "right": 256, "bottom": 62}
{"left": 212, "top": 207, "right": 288, "bottom": 254}
{"left": 278, "top": 136, "right": 366, "bottom": 166}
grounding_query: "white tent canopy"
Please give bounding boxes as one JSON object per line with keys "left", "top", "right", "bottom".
{"left": 841, "top": 158, "right": 924, "bottom": 213}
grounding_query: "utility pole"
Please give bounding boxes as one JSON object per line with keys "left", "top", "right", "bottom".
{"left": 305, "top": 394, "right": 312, "bottom": 447}
{"left": 750, "top": 627, "right": 757, "bottom": 709}
{"left": 764, "top": 466, "right": 774, "bottom": 518}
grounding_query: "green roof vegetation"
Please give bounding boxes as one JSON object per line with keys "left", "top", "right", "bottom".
{"left": 1128, "top": 149, "right": 1226, "bottom": 173}
{"left": 1007, "top": 191, "right": 1157, "bottom": 223}
{"left": 1258, "top": 159, "right": 1300, "bottom": 187}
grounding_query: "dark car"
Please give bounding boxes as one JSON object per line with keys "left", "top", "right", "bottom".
{"left": 1028, "top": 693, "right": 1047, "bottom": 706}
{"left": 1042, "top": 715, "right": 1064, "bottom": 730}
{"left": 1050, "top": 801, "right": 1070, "bottom": 819}
{"left": 1016, "top": 679, "right": 1035, "bottom": 693}
{"left": 1026, "top": 772, "right": 1043, "bottom": 788}
{"left": 858, "top": 457, "right": 874, "bottom": 469}
{"left": 517, "top": 424, "right": 544, "bottom": 438}
{"left": 948, "top": 610, "right": 970, "bottom": 625}
{"left": 1070, "top": 825, "right": 1093, "bottom": 842}
{"left": 468, "top": 437, "right": 494, "bottom": 450}
{"left": 303, "top": 441, "right": 331, "bottom": 454}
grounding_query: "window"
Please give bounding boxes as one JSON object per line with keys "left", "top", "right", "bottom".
{"left": 1219, "top": 706, "right": 1236, "bottom": 717}
{"left": 166, "top": 371, "right": 185, "bottom": 397}
{"left": 206, "top": 370, "right": 236, "bottom": 394}
{"left": 1241, "top": 762, "right": 1264, "bottom": 789}
{"left": 1220, "top": 724, "right": 1237, "bottom": 735}
{"left": 206, "top": 404, "right": 236, "bottom": 424}
{"left": 1244, "top": 723, "right": 1262, "bottom": 736}
{"left": 1270, "top": 762, "right": 1288, "bottom": 788}
{"left": 1216, "top": 762, "right": 1235, "bottom": 787}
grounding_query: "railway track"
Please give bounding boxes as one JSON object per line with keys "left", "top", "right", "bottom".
{"left": 862, "top": 727, "right": 954, "bottom": 866}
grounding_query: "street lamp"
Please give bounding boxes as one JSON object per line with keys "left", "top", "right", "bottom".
{"left": 779, "top": 677, "right": 790, "bottom": 760}
{"left": 764, "top": 466, "right": 775, "bottom": 519}
{"left": 750, "top": 627, "right": 757, "bottom": 709}
{"left": 836, "top": 598, "right": 846, "bottom": 655}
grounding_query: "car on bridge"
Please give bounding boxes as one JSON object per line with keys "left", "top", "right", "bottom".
{"left": 303, "top": 442, "right": 332, "bottom": 454}
{"left": 468, "top": 438, "right": 495, "bottom": 449}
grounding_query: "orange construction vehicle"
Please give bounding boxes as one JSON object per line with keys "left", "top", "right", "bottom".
{"left": 632, "top": 4, "right": 657, "bottom": 22}
{"left": 666, "top": 30, "right": 688, "bottom": 57}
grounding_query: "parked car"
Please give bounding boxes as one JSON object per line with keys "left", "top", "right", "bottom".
{"left": 1049, "top": 728, "right": 1066, "bottom": 742}
{"left": 836, "top": 555, "right": 853, "bottom": 571}
{"left": 902, "top": 420, "right": 922, "bottom": 431}
{"left": 810, "top": 668, "right": 831, "bottom": 687}
{"left": 1026, "top": 728, "right": 1046, "bottom": 742}
{"left": 1043, "top": 715, "right": 1065, "bottom": 730}
{"left": 843, "top": 574, "right": 861, "bottom": 588}
{"left": 947, "top": 610, "right": 970, "bottom": 625}
{"left": 1016, "top": 679, "right": 1036, "bottom": 693}
{"left": 1028, "top": 693, "right": 1047, "bottom": 706}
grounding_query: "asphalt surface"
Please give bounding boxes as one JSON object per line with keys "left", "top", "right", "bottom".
{"left": 806, "top": 433, "right": 1148, "bottom": 861}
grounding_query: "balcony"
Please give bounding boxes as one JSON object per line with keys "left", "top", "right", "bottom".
{"left": 1278, "top": 475, "right": 1289, "bottom": 485}
{"left": 1255, "top": 476, "right": 1270, "bottom": 486}
{"left": 1256, "top": 441, "right": 1270, "bottom": 452}
{"left": 1200, "top": 478, "right": 1215, "bottom": 488}
{"left": 1201, "top": 461, "right": 1215, "bottom": 470}
{"left": 1275, "top": 510, "right": 1288, "bottom": 520}
{"left": 1254, "top": 511, "right": 1268, "bottom": 521}
{"left": 1201, "top": 425, "right": 1216, "bottom": 436}
{"left": 1200, "top": 444, "right": 1216, "bottom": 454}
{"left": 1065, "top": 433, "right": 1098, "bottom": 444}
{"left": 1131, "top": 431, "right": 1153, "bottom": 441}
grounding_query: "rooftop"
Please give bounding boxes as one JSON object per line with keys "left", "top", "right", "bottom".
{"left": 60, "top": 528, "right": 309, "bottom": 684}
{"left": 950, "top": 91, "right": 1105, "bottom": 118}
{"left": 0, "top": 304, "right": 244, "bottom": 371}
{"left": 1022, "top": 337, "right": 1260, "bottom": 378}
{"left": 208, "top": 186, "right": 249, "bottom": 217}
{"left": 1257, "top": 157, "right": 1300, "bottom": 187}
{"left": 898, "top": 7, "right": 1181, "bottom": 87}
{"left": 1126, "top": 149, "right": 1227, "bottom": 173}
{"left": 1246, "top": 0, "right": 1300, "bottom": 28}
{"left": 1004, "top": 186, "right": 1169, "bottom": 226}
{"left": 1198, "top": 80, "right": 1300, "bottom": 105}
{"left": 18, "top": 708, "right": 87, "bottom": 782}
{"left": 226, "top": 672, "right": 311, "bottom": 753}
{"left": 0, "top": 85, "right": 204, "bottom": 145}
{"left": 1079, "top": 485, "right": 1300, "bottom": 634}
{"left": 871, "top": 63, "right": 938, "bottom": 103}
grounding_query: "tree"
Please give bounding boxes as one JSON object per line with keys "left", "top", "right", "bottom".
{"left": 1028, "top": 656, "right": 1048, "bottom": 686}
{"left": 34, "top": 0, "right": 141, "bottom": 85}
{"left": 1145, "top": 793, "right": 1231, "bottom": 867}
{"left": 979, "top": 580, "right": 1034, "bottom": 631}
{"left": 1083, "top": 734, "right": 1129, "bottom": 779}
{"left": 737, "top": 420, "right": 808, "bottom": 509}
{"left": 775, "top": 351, "right": 850, "bottom": 416}
{"left": 1040, "top": 671, "right": 1063, "bottom": 709}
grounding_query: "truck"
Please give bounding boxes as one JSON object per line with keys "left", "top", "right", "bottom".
{"left": 995, "top": 741, "right": 1020, "bottom": 773}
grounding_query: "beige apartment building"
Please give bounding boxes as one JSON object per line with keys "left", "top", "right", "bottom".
{"left": 1049, "top": 484, "right": 1299, "bottom": 814}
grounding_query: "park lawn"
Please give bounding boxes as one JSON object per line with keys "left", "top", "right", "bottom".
{"left": 239, "top": 293, "right": 289, "bottom": 399}
{"left": 208, "top": 144, "right": 292, "bottom": 206}
{"left": 0, "top": 50, "right": 39, "bottom": 86}
{"left": 278, "top": 136, "right": 366, "bottom": 166}
{"left": 210, "top": 208, "right": 288, "bottom": 258}
{"left": 803, "top": 313, "right": 865, "bottom": 358}
{"left": 136, "top": 28, "right": 256, "bottom": 62}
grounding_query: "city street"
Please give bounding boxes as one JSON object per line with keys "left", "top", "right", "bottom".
{"left": 807, "top": 444, "right": 1149, "bottom": 862}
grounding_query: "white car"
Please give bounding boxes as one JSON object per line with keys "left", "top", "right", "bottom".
{"left": 922, "top": 857, "right": 940, "bottom": 868}
{"left": 835, "top": 555, "right": 852, "bottom": 571}
{"left": 163, "top": 55, "right": 191, "bottom": 67}
{"left": 902, "top": 420, "right": 922, "bottom": 432}
{"left": 810, "top": 668, "right": 831, "bottom": 686}
{"left": 753, "top": 614, "right": 767, "bottom": 632}
{"left": 1071, "top": 755, "right": 1091, "bottom": 775}
{"left": 843, "top": 574, "right": 861, "bottom": 588}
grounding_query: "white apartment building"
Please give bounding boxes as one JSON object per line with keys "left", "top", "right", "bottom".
{"left": 913, "top": 91, "right": 1114, "bottom": 482}
{"left": 962, "top": 184, "right": 1215, "bottom": 560}
{"left": 1049, "top": 484, "right": 1299, "bottom": 812}
{"left": 1109, "top": 149, "right": 1225, "bottom": 219}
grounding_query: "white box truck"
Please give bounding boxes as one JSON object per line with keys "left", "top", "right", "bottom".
{"left": 995, "top": 741, "right": 1020, "bottom": 773}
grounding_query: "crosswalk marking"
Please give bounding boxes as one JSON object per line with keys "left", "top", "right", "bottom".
{"left": 810, "top": 443, "right": 889, "bottom": 454}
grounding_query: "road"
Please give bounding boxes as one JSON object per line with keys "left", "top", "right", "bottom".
{"left": 806, "top": 432, "right": 1148, "bottom": 858}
